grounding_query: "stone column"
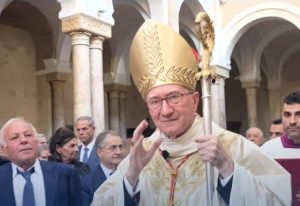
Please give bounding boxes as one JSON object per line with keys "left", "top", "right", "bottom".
{"left": 119, "top": 91, "right": 127, "bottom": 138}
{"left": 211, "top": 77, "right": 227, "bottom": 128}
{"left": 70, "top": 32, "right": 92, "bottom": 120}
{"left": 242, "top": 80, "right": 260, "bottom": 127}
{"left": 268, "top": 88, "right": 282, "bottom": 121}
{"left": 109, "top": 90, "right": 120, "bottom": 132}
{"left": 210, "top": 66, "right": 229, "bottom": 128}
{"left": 60, "top": 13, "right": 113, "bottom": 125}
{"left": 39, "top": 59, "right": 71, "bottom": 134}
{"left": 90, "top": 36, "right": 105, "bottom": 135}
{"left": 49, "top": 80, "right": 66, "bottom": 132}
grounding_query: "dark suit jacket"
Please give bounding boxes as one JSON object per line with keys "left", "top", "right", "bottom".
{"left": 80, "top": 165, "right": 106, "bottom": 206}
{"left": 0, "top": 160, "right": 83, "bottom": 206}
{"left": 78, "top": 144, "right": 99, "bottom": 170}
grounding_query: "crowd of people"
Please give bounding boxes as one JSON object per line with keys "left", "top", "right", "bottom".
{"left": 0, "top": 19, "right": 298, "bottom": 206}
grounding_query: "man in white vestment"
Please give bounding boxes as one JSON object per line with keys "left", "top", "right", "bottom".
{"left": 262, "top": 91, "right": 300, "bottom": 158}
{"left": 91, "top": 20, "right": 291, "bottom": 206}
{"left": 261, "top": 90, "right": 300, "bottom": 205}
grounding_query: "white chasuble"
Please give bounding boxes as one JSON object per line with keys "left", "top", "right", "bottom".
{"left": 92, "top": 115, "right": 291, "bottom": 206}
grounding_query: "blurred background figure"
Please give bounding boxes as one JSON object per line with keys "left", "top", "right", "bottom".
{"left": 38, "top": 144, "right": 50, "bottom": 161}
{"left": 246, "top": 127, "right": 268, "bottom": 146}
{"left": 75, "top": 116, "right": 99, "bottom": 170}
{"left": 37, "top": 133, "right": 48, "bottom": 146}
{"left": 81, "top": 130, "right": 123, "bottom": 206}
{"left": 269, "top": 118, "right": 285, "bottom": 139}
{"left": 49, "top": 127, "right": 90, "bottom": 177}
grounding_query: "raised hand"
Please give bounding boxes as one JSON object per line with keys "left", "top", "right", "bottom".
{"left": 194, "top": 135, "right": 234, "bottom": 177}
{"left": 125, "top": 120, "right": 162, "bottom": 188}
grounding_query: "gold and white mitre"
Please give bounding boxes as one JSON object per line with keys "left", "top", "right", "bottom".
{"left": 129, "top": 19, "right": 199, "bottom": 100}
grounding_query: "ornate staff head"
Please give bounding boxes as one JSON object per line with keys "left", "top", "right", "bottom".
{"left": 195, "top": 12, "right": 216, "bottom": 80}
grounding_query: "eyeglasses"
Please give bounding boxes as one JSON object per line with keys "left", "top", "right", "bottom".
{"left": 103, "top": 144, "right": 124, "bottom": 152}
{"left": 147, "top": 91, "right": 194, "bottom": 110}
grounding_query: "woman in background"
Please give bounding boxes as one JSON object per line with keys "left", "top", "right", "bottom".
{"left": 49, "top": 127, "right": 90, "bottom": 177}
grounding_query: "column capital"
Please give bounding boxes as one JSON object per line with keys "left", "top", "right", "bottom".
{"left": 37, "top": 59, "right": 71, "bottom": 76}
{"left": 70, "top": 31, "right": 91, "bottom": 46}
{"left": 61, "top": 14, "right": 112, "bottom": 38}
{"left": 105, "top": 84, "right": 129, "bottom": 93}
{"left": 241, "top": 79, "right": 260, "bottom": 88}
{"left": 210, "top": 65, "right": 230, "bottom": 79}
{"left": 46, "top": 72, "right": 69, "bottom": 82}
{"left": 267, "top": 78, "right": 281, "bottom": 90}
{"left": 90, "top": 36, "right": 104, "bottom": 49}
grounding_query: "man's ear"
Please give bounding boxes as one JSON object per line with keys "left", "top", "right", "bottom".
{"left": 0, "top": 145, "right": 7, "bottom": 156}
{"left": 192, "top": 91, "right": 200, "bottom": 112}
{"left": 96, "top": 148, "right": 102, "bottom": 159}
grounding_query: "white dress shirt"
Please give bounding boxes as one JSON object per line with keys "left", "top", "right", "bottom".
{"left": 80, "top": 138, "right": 95, "bottom": 162}
{"left": 12, "top": 159, "right": 46, "bottom": 206}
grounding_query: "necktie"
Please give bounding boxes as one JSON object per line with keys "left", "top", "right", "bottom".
{"left": 18, "top": 168, "right": 35, "bottom": 206}
{"left": 83, "top": 147, "right": 89, "bottom": 163}
{"left": 109, "top": 170, "right": 115, "bottom": 176}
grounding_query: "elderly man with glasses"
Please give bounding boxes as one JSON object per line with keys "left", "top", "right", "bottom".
{"left": 91, "top": 20, "right": 290, "bottom": 206}
{"left": 81, "top": 130, "right": 123, "bottom": 206}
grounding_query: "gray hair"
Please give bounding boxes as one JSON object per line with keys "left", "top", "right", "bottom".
{"left": 0, "top": 117, "right": 37, "bottom": 147}
{"left": 246, "top": 127, "right": 264, "bottom": 137}
{"left": 95, "top": 130, "right": 121, "bottom": 149}
{"left": 75, "top": 116, "right": 95, "bottom": 129}
{"left": 38, "top": 144, "right": 49, "bottom": 155}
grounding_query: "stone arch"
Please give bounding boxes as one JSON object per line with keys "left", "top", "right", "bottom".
{"left": 221, "top": 2, "right": 300, "bottom": 68}
{"left": 0, "top": 0, "right": 13, "bottom": 13}
{"left": 179, "top": 0, "right": 207, "bottom": 56}
{"left": 110, "top": 3, "right": 146, "bottom": 85}
{"left": 278, "top": 42, "right": 300, "bottom": 85}
{"left": 0, "top": 1, "right": 54, "bottom": 71}
{"left": 254, "top": 24, "right": 296, "bottom": 80}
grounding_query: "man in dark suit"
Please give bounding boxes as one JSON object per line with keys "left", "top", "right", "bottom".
{"left": 81, "top": 130, "right": 123, "bottom": 206}
{"left": 75, "top": 116, "right": 99, "bottom": 170}
{"left": 0, "top": 117, "right": 82, "bottom": 206}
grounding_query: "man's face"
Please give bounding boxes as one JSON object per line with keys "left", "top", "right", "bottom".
{"left": 146, "top": 84, "right": 199, "bottom": 139}
{"left": 97, "top": 134, "right": 123, "bottom": 170}
{"left": 39, "top": 149, "right": 50, "bottom": 161}
{"left": 2, "top": 120, "right": 38, "bottom": 168}
{"left": 38, "top": 137, "right": 48, "bottom": 146}
{"left": 246, "top": 127, "right": 265, "bottom": 146}
{"left": 56, "top": 138, "right": 79, "bottom": 164}
{"left": 75, "top": 120, "right": 95, "bottom": 146}
{"left": 269, "top": 124, "right": 285, "bottom": 139}
{"left": 282, "top": 103, "right": 300, "bottom": 143}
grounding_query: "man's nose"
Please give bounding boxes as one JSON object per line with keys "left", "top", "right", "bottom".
{"left": 160, "top": 99, "right": 174, "bottom": 115}
{"left": 115, "top": 146, "right": 122, "bottom": 154}
{"left": 20, "top": 135, "right": 28, "bottom": 143}
{"left": 290, "top": 115, "right": 296, "bottom": 125}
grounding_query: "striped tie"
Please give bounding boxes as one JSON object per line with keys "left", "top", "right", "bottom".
{"left": 18, "top": 168, "right": 35, "bottom": 206}
{"left": 83, "top": 147, "right": 89, "bottom": 163}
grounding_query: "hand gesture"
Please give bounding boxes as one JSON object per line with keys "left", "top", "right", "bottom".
{"left": 125, "top": 120, "right": 162, "bottom": 187}
{"left": 194, "top": 135, "right": 234, "bottom": 177}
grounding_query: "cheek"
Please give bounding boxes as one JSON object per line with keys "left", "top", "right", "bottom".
{"left": 149, "top": 109, "right": 159, "bottom": 120}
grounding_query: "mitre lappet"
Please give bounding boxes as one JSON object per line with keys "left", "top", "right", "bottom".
{"left": 129, "top": 19, "right": 200, "bottom": 100}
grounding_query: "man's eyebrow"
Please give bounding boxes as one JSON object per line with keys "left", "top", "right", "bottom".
{"left": 148, "top": 90, "right": 183, "bottom": 99}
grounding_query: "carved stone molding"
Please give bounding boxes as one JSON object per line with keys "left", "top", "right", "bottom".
{"left": 62, "top": 14, "right": 112, "bottom": 38}
{"left": 241, "top": 80, "right": 260, "bottom": 88}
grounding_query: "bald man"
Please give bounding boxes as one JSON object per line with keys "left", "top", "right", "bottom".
{"left": 246, "top": 127, "right": 268, "bottom": 146}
